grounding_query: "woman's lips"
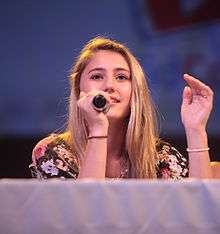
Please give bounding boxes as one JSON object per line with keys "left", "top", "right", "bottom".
{"left": 109, "top": 96, "right": 120, "bottom": 103}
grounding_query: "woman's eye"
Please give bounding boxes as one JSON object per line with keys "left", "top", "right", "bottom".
{"left": 116, "top": 75, "right": 129, "bottom": 80}
{"left": 90, "top": 74, "right": 102, "bottom": 80}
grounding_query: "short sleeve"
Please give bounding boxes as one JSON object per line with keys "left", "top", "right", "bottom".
{"left": 29, "top": 134, "right": 79, "bottom": 179}
{"left": 156, "top": 141, "right": 189, "bottom": 180}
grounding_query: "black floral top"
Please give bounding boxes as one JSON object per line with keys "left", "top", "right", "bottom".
{"left": 29, "top": 134, "right": 188, "bottom": 180}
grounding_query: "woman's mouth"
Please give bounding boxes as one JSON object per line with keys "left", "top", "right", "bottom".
{"left": 110, "top": 96, "right": 120, "bottom": 103}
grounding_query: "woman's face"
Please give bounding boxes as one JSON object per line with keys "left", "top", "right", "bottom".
{"left": 79, "top": 50, "right": 132, "bottom": 121}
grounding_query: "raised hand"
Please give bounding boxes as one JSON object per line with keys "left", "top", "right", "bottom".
{"left": 181, "top": 74, "right": 213, "bottom": 132}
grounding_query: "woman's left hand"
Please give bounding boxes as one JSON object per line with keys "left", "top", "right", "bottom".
{"left": 181, "top": 74, "right": 213, "bottom": 132}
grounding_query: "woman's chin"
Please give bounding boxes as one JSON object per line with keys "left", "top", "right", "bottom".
{"left": 106, "top": 110, "right": 130, "bottom": 123}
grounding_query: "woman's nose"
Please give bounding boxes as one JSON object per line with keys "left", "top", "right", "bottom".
{"left": 103, "top": 77, "right": 115, "bottom": 93}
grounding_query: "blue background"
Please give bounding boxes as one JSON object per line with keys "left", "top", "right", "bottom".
{"left": 1, "top": 0, "right": 219, "bottom": 136}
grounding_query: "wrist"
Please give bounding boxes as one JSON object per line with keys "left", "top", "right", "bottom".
{"left": 185, "top": 126, "right": 207, "bottom": 139}
{"left": 186, "top": 147, "right": 210, "bottom": 153}
{"left": 185, "top": 129, "right": 208, "bottom": 149}
{"left": 89, "top": 125, "right": 109, "bottom": 136}
{"left": 87, "top": 135, "right": 108, "bottom": 140}
{"left": 184, "top": 125, "right": 206, "bottom": 134}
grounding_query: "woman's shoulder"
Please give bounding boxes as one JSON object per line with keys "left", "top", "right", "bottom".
{"left": 156, "top": 139, "right": 183, "bottom": 155}
{"left": 32, "top": 132, "right": 71, "bottom": 162}
{"left": 30, "top": 132, "right": 79, "bottom": 179}
{"left": 155, "top": 139, "right": 189, "bottom": 179}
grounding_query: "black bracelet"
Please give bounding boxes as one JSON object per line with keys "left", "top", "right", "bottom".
{"left": 87, "top": 136, "right": 108, "bottom": 140}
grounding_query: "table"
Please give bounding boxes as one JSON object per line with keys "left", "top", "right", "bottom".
{"left": 0, "top": 179, "right": 220, "bottom": 234}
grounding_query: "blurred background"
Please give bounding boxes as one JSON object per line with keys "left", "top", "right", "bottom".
{"left": 1, "top": 0, "right": 219, "bottom": 178}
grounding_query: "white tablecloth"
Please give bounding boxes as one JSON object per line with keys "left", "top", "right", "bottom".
{"left": 0, "top": 179, "right": 220, "bottom": 234}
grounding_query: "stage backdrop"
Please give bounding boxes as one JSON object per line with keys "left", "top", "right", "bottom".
{"left": 1, "top": 0, "right": 219, "bottom": 136}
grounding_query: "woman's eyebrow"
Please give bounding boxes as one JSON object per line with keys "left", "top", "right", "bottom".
{"left": 88, "top": 67, "right": 130, "bottom": 74}
{"left": 114, "top": 68, "right": 130, "bottom": 73}
{"left": 88, "top": 68, "right": 105, "bottom": 74}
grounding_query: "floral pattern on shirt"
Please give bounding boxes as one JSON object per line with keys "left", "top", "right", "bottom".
{"left": 156, "top": 140, "right": 188, "bottom": 179}
{"left": 29, "top": 135, "right": 79, "bottom": 179}
{"left": 29, "top": 135, "right": 188, "bottom": 180}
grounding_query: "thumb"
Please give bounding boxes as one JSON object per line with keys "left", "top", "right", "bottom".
{"left": 182, "top": 86, "right": 192, "bottom": 105}
{"left": 79, "top": 91, "right": 87, "bottom": 99}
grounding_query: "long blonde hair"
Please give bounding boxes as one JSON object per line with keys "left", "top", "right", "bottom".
{"left": 67, "top": 37, "right": 159, "bottom": 178}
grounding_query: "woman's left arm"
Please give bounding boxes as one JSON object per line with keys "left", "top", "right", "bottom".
{"left": 181, "top": 74, "right": 214, "bottom": 178}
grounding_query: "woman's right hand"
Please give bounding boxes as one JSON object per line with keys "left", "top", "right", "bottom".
{"left": 77, "top": 91, "right": 110, "bottom": 135}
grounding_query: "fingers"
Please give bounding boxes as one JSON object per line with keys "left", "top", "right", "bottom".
{"left": 79, "top": 91, "right": 87, "bottom": 99}
{"left": 183, "top": 74, "right": 213, "bottom": 98}
{"left": 78, "top": 90, "right": 113, "bottom": 116}
{"left": 79, "top": 90, "right": 112, "bottom": 103}
{"left": 182, "top": 86, "right": 192, "bottom": 105}
{"left": 77, "top": 90, "right": 110, "bottom": 128}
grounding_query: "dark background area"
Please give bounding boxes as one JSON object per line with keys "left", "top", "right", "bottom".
{"left": 1, "top": 0, "right": 219, "bottom": 178}
{"left": 1, "top": 134, "right": 219, "bottom": 178}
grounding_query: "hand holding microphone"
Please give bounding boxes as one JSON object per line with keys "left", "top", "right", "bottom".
{"left": 78, "top": 91, "right": 110, "bottom": 116}
{"left": 78, "top": 91, "right": 110, "bottom": 132}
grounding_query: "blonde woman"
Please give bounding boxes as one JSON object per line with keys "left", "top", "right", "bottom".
{"left": 30, "top": 37, "right": 213, "bottom": 179}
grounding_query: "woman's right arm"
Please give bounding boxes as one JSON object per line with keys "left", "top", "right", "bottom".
{"left": 77, "top": 91, "right": 110, "bottom": 179}
{"left": 78, "top": 135, "right": 108, "bottom": 179}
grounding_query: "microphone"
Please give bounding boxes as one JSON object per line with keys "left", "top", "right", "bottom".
{"left": 92, "top": 94, "right": 109, "bottom": 112}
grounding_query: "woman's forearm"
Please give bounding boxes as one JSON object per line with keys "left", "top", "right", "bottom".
{"left": 78, "top": 125, "right": 108, "bottom": 179}
{"left": 78, "top": 137, "right": 108, "bottom": 179}
{"left": 185, "top": 128, "right": 212, "bottom": 178}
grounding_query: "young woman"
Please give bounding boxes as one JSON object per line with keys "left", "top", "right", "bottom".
{"left": 29, "top": 37, "right": 213, "bottom": 180}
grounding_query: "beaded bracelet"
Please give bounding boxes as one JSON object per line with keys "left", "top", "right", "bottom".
{"left": 186, "top": 147, "right": 210, "bottom": 153}
{"left": 87, "top": 136, "right": 108, "bottom": 140}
